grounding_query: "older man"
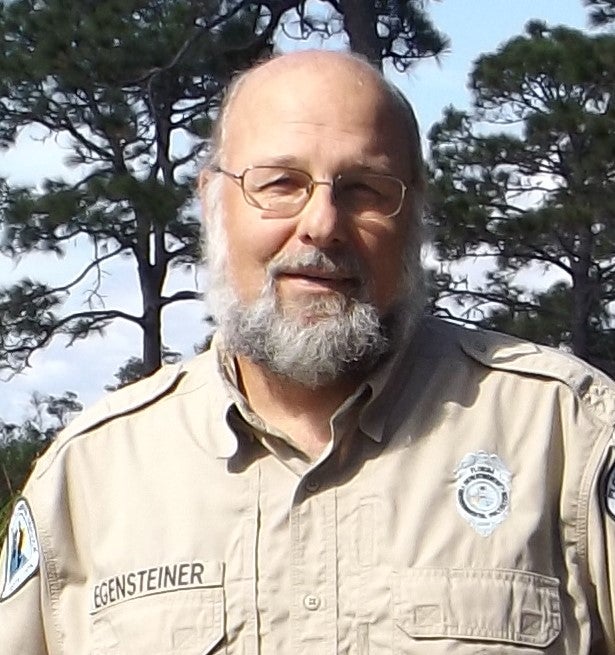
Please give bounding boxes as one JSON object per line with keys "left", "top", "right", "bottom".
{"left": 2, "top": 50, "right": 615, "bottom": 654}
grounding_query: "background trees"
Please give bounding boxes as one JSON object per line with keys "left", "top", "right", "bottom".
{"left": 277, "top": 0, "right": 448, "bottom": 70}
{"left": 0, "top": 0, "right": 271, "bottom": 378}
{"left": 584, "top": 0, "right": 615, "bottom": 26}
{"left": 0, "top": 391, "right": 82, "bottom": 533}
{"left": 427, "top": 21, "right": 615, "bottom": 374}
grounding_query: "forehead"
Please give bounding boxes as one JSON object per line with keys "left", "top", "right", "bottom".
{"left": 222, "top": 55, "right": 412, "bottom": 175}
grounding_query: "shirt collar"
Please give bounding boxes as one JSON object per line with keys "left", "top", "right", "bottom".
{"left": 212, "top": 322, "right": 421, "bottom": 449}
{"left": 358, "top": 318, "right": 424, "bottom": 442}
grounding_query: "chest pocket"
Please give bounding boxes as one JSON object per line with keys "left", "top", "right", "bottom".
{"left": 393, "top": 568, "right": 561, "bottom": 652}
{"left": 90, "top": 561, "right": 225, "bottom": 655}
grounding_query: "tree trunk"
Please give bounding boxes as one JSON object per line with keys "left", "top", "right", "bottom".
{"left": 139, "top": 253, "right": 165, "bottom": 376}
{"left": 142, "top": 300, "right": 162, "bottom": 376}
{"left": 570, "top": 226, "right": 595, "bottom": 361}
{"left": 338, "top": 0, "right": 381, "bottom": 68}
{"left": 136, "top": 220, "right": 167, "bottom": 377}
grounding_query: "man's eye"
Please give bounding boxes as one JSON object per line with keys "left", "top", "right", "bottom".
{"left": 341, "top": 180, "right": 384, "bottom": 198}
{"left": 258, "top": 176, "right": 303, "bottom": 193}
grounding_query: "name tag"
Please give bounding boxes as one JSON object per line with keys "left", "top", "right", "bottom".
{"left": 90, "top": 560, "right": 220, "bottom": 613}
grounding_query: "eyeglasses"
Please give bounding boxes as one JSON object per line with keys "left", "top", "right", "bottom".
{"left": 214, "top": 165, "right": 407, "bottom": 219}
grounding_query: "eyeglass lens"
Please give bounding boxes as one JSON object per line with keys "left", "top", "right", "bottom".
{"left": 242, "top": 167, "right": 404, "bottom": 218}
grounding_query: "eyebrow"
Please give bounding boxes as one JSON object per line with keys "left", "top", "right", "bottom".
{"left": 255, "top": 155, "right": 303, "bottom": 168}
{"left": 252, "top": 156, "right": 395, "bottom": 176}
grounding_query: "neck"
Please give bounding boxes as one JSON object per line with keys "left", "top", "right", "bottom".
{"left": 235, "top": 355, "right": 362, "bottom": 459}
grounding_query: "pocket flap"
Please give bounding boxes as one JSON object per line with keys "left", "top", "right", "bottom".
{"left": 394, "top": 568, "right": 561, "bottom": 648}
{"left": 91, "top": 561, "right": 225, "bottom": 655}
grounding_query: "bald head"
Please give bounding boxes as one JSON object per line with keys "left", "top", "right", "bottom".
{"left": 208, "top": 50, "right": 425, "bottom": 195}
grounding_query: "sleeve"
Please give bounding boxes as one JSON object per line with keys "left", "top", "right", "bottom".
{"left": 0, "top": 498, "right": 49, "bottom": 655}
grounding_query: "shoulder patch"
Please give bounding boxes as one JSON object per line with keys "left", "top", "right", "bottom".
{"left": 1, "top": 499, "right": 40, "bottom": 600}
{"left": 605, "top": 463, "right": 615, "bottom": 521}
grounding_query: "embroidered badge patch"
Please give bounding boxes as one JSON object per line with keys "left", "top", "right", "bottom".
{"left": 604, "top": 463, "right": 615, "bottom": 520}
{"left": 454, "top": 451, "right": 511, "bottom": 537}
{"left": 1, "top": 499, "right": 40, "bottom": 600}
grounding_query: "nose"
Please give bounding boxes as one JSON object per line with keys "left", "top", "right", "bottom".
{"left": 295, "top": 181, "right": 347, "bottom": 248}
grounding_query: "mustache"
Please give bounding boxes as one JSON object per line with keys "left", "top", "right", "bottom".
{"left": 266, "top": 248, "right": 365, "bottom": 282}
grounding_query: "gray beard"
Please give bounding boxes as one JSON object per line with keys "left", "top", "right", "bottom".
{"left": 221, "top": 287, "right": 393, "bottom": 388}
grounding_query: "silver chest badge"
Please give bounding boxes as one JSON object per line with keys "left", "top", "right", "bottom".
{"left": 454, "top": 451, "right": 511, "bottom": 537}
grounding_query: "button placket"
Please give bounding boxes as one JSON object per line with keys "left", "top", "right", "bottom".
{"left": 289, "top": 484, "right": 338, "bottom": 653}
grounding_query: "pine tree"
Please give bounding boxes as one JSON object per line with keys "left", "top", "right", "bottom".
{"left": 428, "top": 22, "right": 615, "bottom": 374}
{"left": 0, "top": 0, "right": 272, "bottom": 376}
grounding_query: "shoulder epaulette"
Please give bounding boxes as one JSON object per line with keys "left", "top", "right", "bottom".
{"left": 35, "top": 362, "right": 184, "bottom": 478}
{"left": 458, "top": 326, "right": 615, "bottom": 425}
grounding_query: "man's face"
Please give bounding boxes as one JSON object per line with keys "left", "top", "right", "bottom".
{"left": 214, "top": 54, "right": 417, "bottom": 322}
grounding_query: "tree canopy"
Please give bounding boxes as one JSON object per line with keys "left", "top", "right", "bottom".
{"left": 0, "top": 0, "right": 271, "bottom": 376}
{"left": 584, "top": 0, "right": 615, "bottom": 27}
{"left": 428, "top": 21, "right": 615, "bottom": 374}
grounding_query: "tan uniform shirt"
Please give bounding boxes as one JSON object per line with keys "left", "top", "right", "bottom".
{"left": 2, "top": 317, "right": 615, "bottom": 654}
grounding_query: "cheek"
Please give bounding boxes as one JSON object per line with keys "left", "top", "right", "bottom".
{"left": 357, "top": 223, "right": 408, "bottom": 309}
{"left": 223, "top": 210, "right": 296, "bottom": 298}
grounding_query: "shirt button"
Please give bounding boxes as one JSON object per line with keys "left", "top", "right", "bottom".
{"left": 303, "top": 594, "right": 321, "bottom": 610}
{"left": 305, "top": 480, "right": 320, "bottom": 492}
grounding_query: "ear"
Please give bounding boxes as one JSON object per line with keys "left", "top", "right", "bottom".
{"left": 197, "top": 168, "right": 212, "bottom": 195}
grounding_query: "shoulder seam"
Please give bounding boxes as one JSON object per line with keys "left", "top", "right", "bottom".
{"left": 34, "top": 363, "right": 185, "bottom": 479}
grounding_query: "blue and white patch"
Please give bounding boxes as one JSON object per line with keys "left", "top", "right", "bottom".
{"left": 1, "top": 499, "right": 40, "bottom": 600}
{"left": 605, "top": 463, "right": 615, "bottom": 520}
{"left": 455, "top": 451, "right": 511, "bottom": 537}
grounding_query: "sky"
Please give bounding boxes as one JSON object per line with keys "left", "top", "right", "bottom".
{"left": 0, "top": 0, "right": 592, "bottom": 424}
